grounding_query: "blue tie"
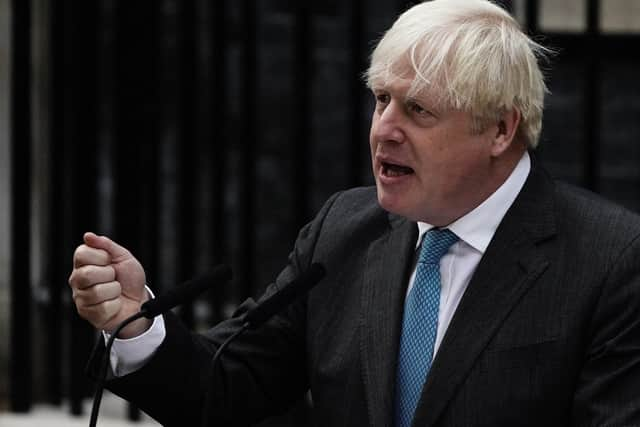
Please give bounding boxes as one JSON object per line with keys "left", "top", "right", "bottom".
{"left": 394, "top": 228, "right": 458, "bottom": 427}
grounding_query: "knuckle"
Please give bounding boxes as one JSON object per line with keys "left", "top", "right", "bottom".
{"left": 76, "top": 305, "right": 88, "bottom": 318}
{"left": 73, "top": 266, "right": 85, "bottom": 279}
{"left": 74, "top": 245, "right": 88, "bottom": 263}
{"left": 98, "top": 301, "right": 112, "bottom": 318}
{"left": 111, "top": 298, "right": 122, "bottom": 315}
{"left": 102, "top": 266, "right": 116, "bottom": 283}
{"left": 74, "top": 292, "right": 89, "bottom": 309}
{"left": 75, "top": 266, "right": 101, "bottom": 288}
{"left": 105, "top": 282, "right": 120, "bottom": 300}
{"left": 75, "top": 269, "right": 90, "bottom": 287}
{"left": 93, "top": 285, "right": 105, "bottom": 302}
{"left": 84, "top": 290, "right": 98, "bottom": 306}
{"left": 84, "top": 265, "right": 97, "bottom": 283}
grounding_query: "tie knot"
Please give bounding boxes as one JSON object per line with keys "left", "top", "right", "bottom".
{"left": 418, "top": 228, "right": 458, "bottom": 265}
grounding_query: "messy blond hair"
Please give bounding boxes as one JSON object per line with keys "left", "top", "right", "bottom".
{"left": 365, "top": 0, "right": 551, "bottom": 148}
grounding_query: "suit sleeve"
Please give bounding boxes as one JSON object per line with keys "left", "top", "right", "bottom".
{"left": 86, "top": 191, "right": 344, "bottom": 426}
{"left": 572, "top": 234, "right": 640, "bottom": 426}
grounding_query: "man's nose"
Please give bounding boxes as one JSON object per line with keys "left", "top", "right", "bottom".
{"left": 374, "top": 101, "right": 405, "bottom": 143}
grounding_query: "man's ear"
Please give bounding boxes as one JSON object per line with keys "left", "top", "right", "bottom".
{"left": 491, "top": 108, "right": 521, "bottom": 157}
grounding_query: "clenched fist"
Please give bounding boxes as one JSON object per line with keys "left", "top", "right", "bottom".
{"left": 69, "top": 232, "right": 151, "bottom": 338}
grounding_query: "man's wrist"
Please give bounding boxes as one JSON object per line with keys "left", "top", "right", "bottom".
{"left": 118, "top": 317, "right": 153, "bottom": 339}
{"left": 114, "top": 287, "right": 154, "bottom": 339}
{"left": 104, "top": 310, "right": 166, "bottom": 378}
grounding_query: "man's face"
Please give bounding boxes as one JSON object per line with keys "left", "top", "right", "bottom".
{"left": 369, "top": 76, "right": 498, "bottom": 226}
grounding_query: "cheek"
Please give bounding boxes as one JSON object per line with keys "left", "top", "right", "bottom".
{"left": 443, "top": 147, "right": 491, "bottom": 186}
{"left": 414, "top": 137, "right": 483, "bottom": 184}
{"left": 369, "top": 117, "right": 378, "bottom": 144}
{"left": 369, "top": 133, "right": 379, "bottom": 158}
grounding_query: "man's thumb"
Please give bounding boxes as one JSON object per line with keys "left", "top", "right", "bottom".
{"left": 83, "top": 232, "right": 130, "bottom": 261}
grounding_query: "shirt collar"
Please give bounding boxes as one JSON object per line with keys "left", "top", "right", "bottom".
{"left": 416, "top": 151, "right": 531, "bottom": 254}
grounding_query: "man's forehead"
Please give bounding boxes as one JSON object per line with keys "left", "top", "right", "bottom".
{"left": 368, "top": 59, "right": 416, "bottom": 91}
{"left": 369, "top": 75, "right": 413, "bottom": 92}
{"left": 372, "top": 57, "right": 414, "bottom": 82}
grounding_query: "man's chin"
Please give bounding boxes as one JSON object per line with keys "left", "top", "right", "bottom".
{"left": 376, "top": 188, "right": 433, "bottom": 223}
{"left": 376, "top": 189, "right": 410, "bottom": 217}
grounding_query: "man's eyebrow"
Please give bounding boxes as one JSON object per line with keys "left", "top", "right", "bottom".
{"left": 404, "top": 94, "right": 428, "bottom": 106}
{"left": 405, "top": 94, "right": 442, "bottom": 114}
{"left": 369, "top": 85, "right": 387, "bottom": 92}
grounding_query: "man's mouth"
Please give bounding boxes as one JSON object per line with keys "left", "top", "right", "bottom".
{"left": 381, "top": 161, "right": 414, "bottom": 177}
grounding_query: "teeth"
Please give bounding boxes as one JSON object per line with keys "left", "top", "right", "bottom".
{"left": 383, "top": 162, "right": 413, "bottom": 177}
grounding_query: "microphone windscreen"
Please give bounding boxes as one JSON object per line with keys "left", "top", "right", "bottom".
{"left": 141, "top": 264, "right": 232, "bottom": 319}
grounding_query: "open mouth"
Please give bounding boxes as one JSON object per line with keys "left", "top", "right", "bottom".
{"left": 381, "top": 161, "right": 414, "bottom": 177}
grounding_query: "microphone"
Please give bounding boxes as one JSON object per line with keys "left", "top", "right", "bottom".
{"left": 141, "top": 264, "right": 232, "bottom": 318}
{"left": 89, "top": 265, "right": 233, "bottom": 427}
{"left": 201, "top": 263, "right": 326, "bottom": 426}
{"left": 243, "top": 262, "right": 326, "bottom": 328}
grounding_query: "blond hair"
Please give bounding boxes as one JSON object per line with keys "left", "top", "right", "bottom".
{"left": 365, "top": 0, "right": 552, "bottom": 148}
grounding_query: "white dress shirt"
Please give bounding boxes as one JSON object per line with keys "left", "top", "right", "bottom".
{"left": 108, "top": 152, "right": 531, "bottom": 376}
{"left": 104, "top": 287, "right": 166, "bottom": 377}
{"left": 410, "top": 151, "right": 531, "bottom": 357}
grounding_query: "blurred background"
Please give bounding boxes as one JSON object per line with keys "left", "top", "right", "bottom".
{"left": 0, "top": 0, "right": 638, "bottom": 425}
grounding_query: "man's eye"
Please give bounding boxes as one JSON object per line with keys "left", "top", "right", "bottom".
{"left": 376, "top": 94, "right": 390, "bottom": 104}
{"left": 409, "top": 102, "right": 427, "bottom": 115}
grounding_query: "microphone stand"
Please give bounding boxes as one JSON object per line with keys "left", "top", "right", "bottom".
{"left": 87, "top": 264, "right": 232, "bottom": 427}
{"left": 199, "top": 263, "right": 325, "bottom": 426}
{"left": 89, "top": 310, "right": 148, "bottom": 427}
{"left": 200, "top": 322, "right": 250, "bottom": 427}
{"left": 88, "top": 264, "right": 322, "bottom": 426}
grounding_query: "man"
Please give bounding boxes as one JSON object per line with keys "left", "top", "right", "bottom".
{"left": 69, "top": 0, "right": 640, "bottom": 425}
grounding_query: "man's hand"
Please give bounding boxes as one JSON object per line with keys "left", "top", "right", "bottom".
{"left": 69, "top": 232, "right": 152, "bottom": 338}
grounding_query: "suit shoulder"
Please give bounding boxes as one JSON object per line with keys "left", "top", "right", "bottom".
{"left": 554, "top": 181, "right": 640, "bottom": 244}
{"left": 312, "top": 186, "right": 390, "bottom": 238}
{"left": 331, "top": 186, "right": 379, "bottom": 212}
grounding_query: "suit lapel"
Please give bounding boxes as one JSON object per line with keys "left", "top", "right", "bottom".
{"left": 361, "top": 214, "right": 417, "bottom": 427}
{"left": 413, "top": 162, "right": 557, "bottom": 427}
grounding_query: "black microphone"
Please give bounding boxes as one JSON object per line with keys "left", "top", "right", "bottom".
{"left": 89, "top": 265, "right": 233, "bottom": 427}
{"left": 201, "top": 263, "right": 326, "bottom": 426}
{"left": 243, "top": 262, "right": 326, "bottom": 328}
{"left": 141, "top": 264, "right": 233, "bottom": 319}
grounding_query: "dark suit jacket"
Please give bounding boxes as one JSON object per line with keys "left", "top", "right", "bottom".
{"left": 95, "top": 162, "right": 640, "bottom": 426}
